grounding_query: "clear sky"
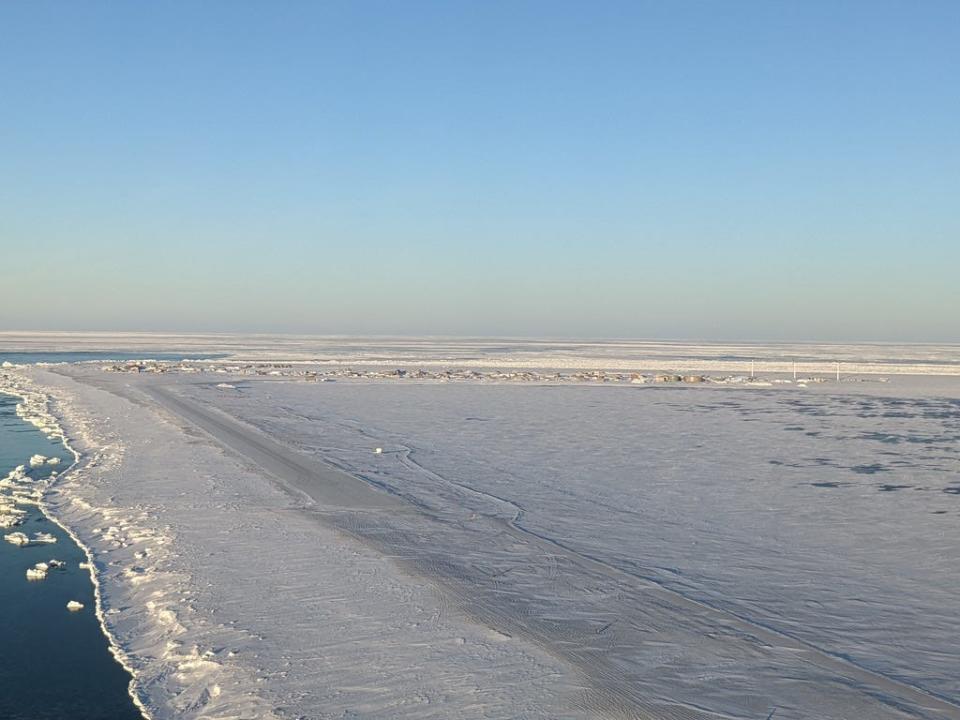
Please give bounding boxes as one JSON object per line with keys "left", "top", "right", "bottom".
{"left": 1, "top": 1, "right": 957, "bottom": 341}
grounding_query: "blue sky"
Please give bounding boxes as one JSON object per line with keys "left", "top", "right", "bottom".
{"left": 1, "top": 1, "right": 957, "bottom": 340}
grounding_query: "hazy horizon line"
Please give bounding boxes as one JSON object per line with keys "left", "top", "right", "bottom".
{"left": 2, "top": 329, "right": 960, "bottom": 347}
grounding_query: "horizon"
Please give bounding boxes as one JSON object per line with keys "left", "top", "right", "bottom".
{"left": 4, "top": 329, "right": 960, "bottom": 347}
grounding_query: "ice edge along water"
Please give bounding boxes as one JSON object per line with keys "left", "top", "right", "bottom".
{"left": 0, "top": 373, "right": 152, "bottom": 720}
{"left": 10, "top": 366, "right": 594, "bottom": 720}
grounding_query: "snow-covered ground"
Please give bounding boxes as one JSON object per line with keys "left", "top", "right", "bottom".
{"left": 3, "top": 355, "right": 960, "bottom": 719}
{"left": 6, "top": 366, "right": 582, "bottom": 720}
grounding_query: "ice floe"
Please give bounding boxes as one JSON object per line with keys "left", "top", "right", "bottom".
{"left": 26, "top": 562, "right": 49, "bottom": 580}
{"left": 4, "top": 530, "right": 57, "bottom": 546}
{"left": 4, "top": 531, "right": 30, "bottom": 546}
{"left": 0, "top": 515, "right": 24, "bottom": 529}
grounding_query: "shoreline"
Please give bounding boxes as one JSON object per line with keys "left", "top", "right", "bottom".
{"left": 0, "top": 373, "right": 151, "bottom": 720}
{"left": 14, "top": 365, "right": 588, "bottom": 720}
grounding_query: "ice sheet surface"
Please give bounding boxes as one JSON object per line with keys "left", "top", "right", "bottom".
{"left": 14, "top": 361, "right": 960, "bottom": 720}
{"left": 187, "top": 376, "right": 960, "bottom": 719}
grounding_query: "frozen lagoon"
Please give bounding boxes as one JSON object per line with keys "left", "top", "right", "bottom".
{"left": 7, "top": 359, "right": 960, "bottom": 719}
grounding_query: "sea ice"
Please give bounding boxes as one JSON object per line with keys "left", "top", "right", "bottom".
{"left": 26, "top": 563, "right": 49, "bottom": 580}
{"left": 4, "top": 531, "right": 30, "bottom": 546}
{"left": 6, "top": 353, "right": 960, "bottom": 720}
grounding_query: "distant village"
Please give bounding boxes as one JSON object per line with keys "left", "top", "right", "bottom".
{"left": 98, "top": 360, "right": 836, "bottom": 386}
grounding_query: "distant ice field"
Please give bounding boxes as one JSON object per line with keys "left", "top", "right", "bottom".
{"left": 0, "top": 351, "right": 224, "bottom": 365}
{"left": 4, "top": 332, "right": 960, "bottom": 375}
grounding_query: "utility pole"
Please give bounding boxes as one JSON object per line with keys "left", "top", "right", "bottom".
{"left": 836, "top": 361, "right": 840, "bottom": 382}
{"left": 793, "top": 361, "right": 797, "bottom": 381}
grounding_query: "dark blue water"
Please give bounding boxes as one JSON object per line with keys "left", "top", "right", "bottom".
{"left": 0, "top": 351, "right": 224, "bottom": 365}
{"left": 0, "top": 394, "right": 142, "bottom": 720}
